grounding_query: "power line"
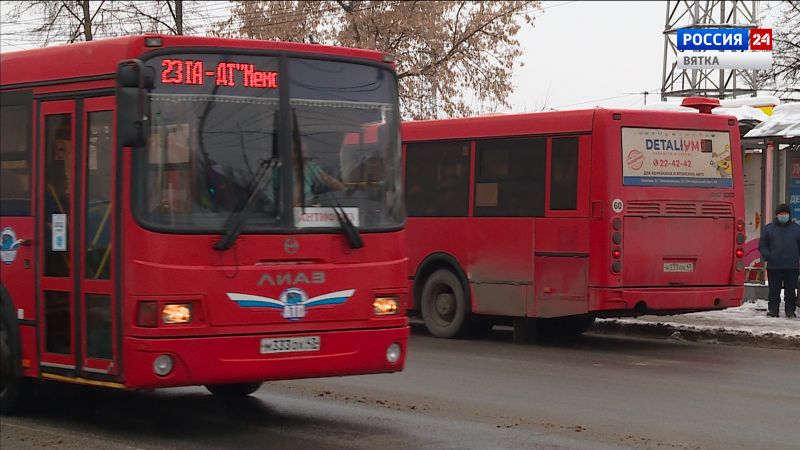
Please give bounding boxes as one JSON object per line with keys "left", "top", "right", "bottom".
{"left": 551, "top": 93, "right": 638, "bottom": 109}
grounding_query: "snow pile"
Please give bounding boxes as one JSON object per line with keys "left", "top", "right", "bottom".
{"left": 744, "top": 103, "right": 800, "bottom": 139}
{"left": 599, "top": 299, "right": 800, "bottom": 339}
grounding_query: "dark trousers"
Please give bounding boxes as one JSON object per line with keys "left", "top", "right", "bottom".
{"left": 767, "top": 269, "right": 798, "bottom": 314}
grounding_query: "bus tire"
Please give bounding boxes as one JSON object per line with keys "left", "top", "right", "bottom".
{"left": 205, "top": 382, "right": 263, "bottom": 397}
{"left": 0, "top": 302, "right": 33, "bottom": 415}
{"left": 421, "top": 269, "right": 469, "bottom": 338}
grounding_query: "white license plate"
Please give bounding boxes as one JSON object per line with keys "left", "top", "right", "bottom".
{"left": 663, "top": 262, "right": 694, "bottom": 273}
{"left": 260, "top": 336, "right": 320, "bottom": 354}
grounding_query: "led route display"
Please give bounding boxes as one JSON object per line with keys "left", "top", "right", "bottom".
{"left": 161, "top": 58, "right": 279, "bottom": 89}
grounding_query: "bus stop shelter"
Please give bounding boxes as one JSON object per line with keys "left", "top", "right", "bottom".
{"left": 740, "top": 103, "right": 800, "bottom": 299}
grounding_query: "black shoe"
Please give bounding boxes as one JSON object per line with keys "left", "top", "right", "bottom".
{"left": 767, "top": 311, "right": 779, "bottom": 318}
{"left": 787, "top": 312, "right": 797, "bottom": 319}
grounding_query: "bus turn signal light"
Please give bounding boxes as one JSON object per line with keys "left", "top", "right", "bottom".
{"left": 373, "top": 297, "right": 399, "bottom": 315}
{"left": 137, "top": 301, "right": 159, "bottom": 327}
{"left": 612, "top": 248, "right": 622, "bottom": 259}
{"left": 736, "top": 220, "right": 745, "bottom": 232}
{"left": 163, "top": 303, "right": 193, "bottom": 324}
{"left": 735, "top": 248, "right": 744, "bottom": 258}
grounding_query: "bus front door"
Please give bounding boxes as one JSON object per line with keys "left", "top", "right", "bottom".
{"left": 38, "top": 97, "right": 119, "bottom": 380}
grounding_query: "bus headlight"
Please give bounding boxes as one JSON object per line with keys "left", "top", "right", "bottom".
{"left": 373, "top": 297, "right": 399, "bottom": 315}
{"left": 163, "top": 303, "right": 193, "bottom": 324}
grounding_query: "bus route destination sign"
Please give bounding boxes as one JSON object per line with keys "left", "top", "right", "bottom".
{"left": 621, "top": 128, "right": 733, "bottom": 188}
{"left": 160, "top": 58, "right": 278, "bottom": 89}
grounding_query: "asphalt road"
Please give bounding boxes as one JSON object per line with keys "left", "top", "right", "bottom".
{"left": 2, "top": 327, "right": 798, "bottom": 450}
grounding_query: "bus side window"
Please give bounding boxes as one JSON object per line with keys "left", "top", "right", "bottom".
{"left": 0, "top": 92, "right": 33, "bottom": 216}
{"left": 475, "top": 138, "right": 546, "bottom": 217}
{"left": 405, "top": 141, "right": 470, "bottom": 217}
{"left": 549, "top": 137, "right": 579, "bottom": 210}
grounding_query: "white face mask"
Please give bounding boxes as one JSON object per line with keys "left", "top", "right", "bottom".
{"left": 777, "top": 213, "right": 790, "bottom": 224}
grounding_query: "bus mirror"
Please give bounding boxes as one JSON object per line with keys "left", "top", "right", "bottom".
{"left": 116, "top": 59, "right": 153, "bottom": 148}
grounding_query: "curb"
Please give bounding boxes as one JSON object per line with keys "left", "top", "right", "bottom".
{"left": 591, "top": 319, "right": 800, "bottom": 350}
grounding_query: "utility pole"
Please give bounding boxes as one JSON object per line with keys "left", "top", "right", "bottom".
{"left": 176, "top": 0, "right": 183, "bottom": 35}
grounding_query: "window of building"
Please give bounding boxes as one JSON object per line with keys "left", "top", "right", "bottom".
{"left": 474, "top": 138, "right": 546, "bottom": 217}
{"left": 406, "top": 141, "right": 470, "bottom": 217}
{"left": 549, "top": 137, "right": 579, "bottom": 210}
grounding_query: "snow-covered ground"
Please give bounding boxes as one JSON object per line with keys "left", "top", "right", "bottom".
{"left": 598, "top": 299, "right": 800, "bottom": 339}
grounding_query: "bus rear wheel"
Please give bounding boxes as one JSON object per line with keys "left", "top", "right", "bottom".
{"left": 421, "top": 269, "right": 469, "bottom": 338}
{"left": 1, "top": 309, "right": 32, "bottom": 415}
{"left": 205, "top": 382, "right": 263, "bottom": 397}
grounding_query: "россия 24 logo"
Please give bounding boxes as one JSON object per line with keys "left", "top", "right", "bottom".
{"left": 227, "top": 288, "right": 355, "bottom": 320}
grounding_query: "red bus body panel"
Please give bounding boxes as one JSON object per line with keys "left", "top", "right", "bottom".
{"left": 1, "top": 35, "right": 408, "bottom": 390}
{"left": 403, "top": 109, "right": 744, "bottom": 320}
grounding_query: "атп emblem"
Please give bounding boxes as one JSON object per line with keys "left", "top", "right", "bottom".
{"left": 280, "top": 288, "right": 307, "bottom": 320}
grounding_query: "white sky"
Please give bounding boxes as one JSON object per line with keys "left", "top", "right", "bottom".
{"left": 0, "top": 1, "right": 784, "bottom": 113}
{"left": 510, "top": 1, "right": 666, "bottom": 111}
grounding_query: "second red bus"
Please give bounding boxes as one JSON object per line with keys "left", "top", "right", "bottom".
{"left": 403, "top": 100, "right": 745, "bottom": 339}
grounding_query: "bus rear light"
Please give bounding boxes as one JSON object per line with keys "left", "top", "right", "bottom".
{"left": 373, "top": 297, "right": 399, "bottom": 315}
{"left": 612, "top": 232, "right": 622, "bottom": 245}
{"left": 612, "top": 218, "right": 622, "bottom": 231}
{"left": 137, "top": 301, "right": 159, "bottom": 327}
{"left": 736, "top": 233, "right": 745, "bottom": 245}
{"left": 735, "top": 248, "right": 744, "bottom": 258}
{"left": 736, "top": 220, "right": 745, "bottom": 232}
{"left": 163, "top": 303, "right": 193, "bottom": 324}
{"left": 612, "top": 248, "right": 622, "bottom": 259}
{"left": 736, "top": 261, "right": 745, "bottom": 271}
{"left": 611, "top": 261, "right": 622, "bottom": 273}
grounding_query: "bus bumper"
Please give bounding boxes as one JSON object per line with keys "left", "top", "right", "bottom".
{"left": 589, "top": 286, "right": 743, "bottom": 317}
{"left": 124, "top": 326, "right": 409, "bottom": 389}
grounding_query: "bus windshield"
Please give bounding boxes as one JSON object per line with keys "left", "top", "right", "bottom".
{"left": 134, "top": 53, "right": 403, "bottom": 232}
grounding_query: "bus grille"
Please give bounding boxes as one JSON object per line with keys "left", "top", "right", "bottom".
{"left": 626, "top": 201, "right": 732, "bottom": 217}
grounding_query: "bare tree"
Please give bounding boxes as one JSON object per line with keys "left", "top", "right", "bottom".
{"left": 216, "top": 1, "right": 540, "bottom": 119}
{"left": 763, "top": 1, "right": 800, "bottom": 99}
{"left": 3, "top": 1, "right": 204, "bottom": 46}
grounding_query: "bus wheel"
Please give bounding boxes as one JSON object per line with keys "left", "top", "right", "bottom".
{"left": 0, "top": 309, "right": 32, "bottom": 415}
{"left": 421, "top": 269, "right": 469, "bottom": 338}
{"left": 205, "top": 382, "right": 263, "bottom": 397}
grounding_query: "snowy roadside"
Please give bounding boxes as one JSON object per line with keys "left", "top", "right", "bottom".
{"left": 593, "top": 299, "right": 800, "bottom": 349}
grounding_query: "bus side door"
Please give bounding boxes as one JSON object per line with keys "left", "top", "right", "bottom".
{"left": 37, "top": 97, "right": 119, "bottom": 379}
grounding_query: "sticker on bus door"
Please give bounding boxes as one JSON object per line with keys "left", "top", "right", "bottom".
{"left": 52, "top": 214, "right": 67, "bottom": 251}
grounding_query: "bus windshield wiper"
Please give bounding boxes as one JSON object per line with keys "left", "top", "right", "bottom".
{"left": 292, "top": 109, "right": 363, "bottom": 249}
{"left": 214, "top": 156, "right": 279, "bottom": 251}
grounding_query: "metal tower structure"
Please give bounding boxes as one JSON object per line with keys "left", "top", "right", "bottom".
{"left": 661, "top": 0, "right": 762, "bottom": 101}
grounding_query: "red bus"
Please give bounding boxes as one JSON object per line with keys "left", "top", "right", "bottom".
{"left": 0, "top": 35, "right": 408, "bottom": 412}
{"left": 403, "top": 99, "right": 745, "bottom": 340}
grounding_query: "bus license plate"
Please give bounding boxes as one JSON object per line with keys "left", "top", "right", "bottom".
{"left": 260, "top": 336, "right": 320, "bottom": 354}
{"left": 663, "top": 262, "right": 694, "bottom": 272}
